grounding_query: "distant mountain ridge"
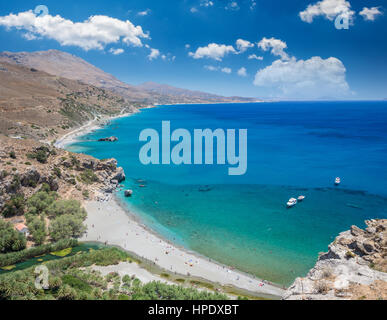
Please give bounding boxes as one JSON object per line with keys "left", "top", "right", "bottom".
{"left": 0, "top": 50, "right": 259, "bottom": 105}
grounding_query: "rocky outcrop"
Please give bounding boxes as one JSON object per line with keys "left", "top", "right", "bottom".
{"left": 98, "top": 136, "right": 118, "bottom": 142}
{"left": 0, "top": 136, "right": 127, "bottom": 209}
{"left": 111, "top": 167, "right": 125, "bottom": 183}
{"left": 284, "top": 220, "right": 387, "bottom": 300}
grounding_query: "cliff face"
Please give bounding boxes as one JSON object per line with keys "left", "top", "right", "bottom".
{"left": 284, "top": 220, "right": 387, "bottom": 300}
{"left": 0, "top": 136, "right": 125, "bottom": 213}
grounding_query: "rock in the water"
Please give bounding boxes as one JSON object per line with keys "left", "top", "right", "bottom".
{"left": 98, "top": 136, "right": 118, "bottom": 142}
{"left": 124, "top": 190, "right": 133, "bottom": 197}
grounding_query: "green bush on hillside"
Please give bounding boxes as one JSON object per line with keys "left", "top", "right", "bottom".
{"left": 0, "top": 220, "right": 26, "bottom": 254}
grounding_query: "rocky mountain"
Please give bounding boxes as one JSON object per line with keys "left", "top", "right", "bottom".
{"left": 0, "top": 61, "right": 133, "bottom": 140}
{"left": 136, "top": 81, "right": 259, "bottom": 104}
{"left": 284, "top": 220, "right": 387, "bottom": 300}
{"left": 0, "top": 50, "right": 258, "bottom": 105}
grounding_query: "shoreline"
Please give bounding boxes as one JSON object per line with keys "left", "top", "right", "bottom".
{"left": 53, "top": 108, "right": 141, "bottom": 149}
{"left": 81, "top": 198, "right": 285, "bottom": 299}
{"left": 55, "top": 105, "right": 285, "bottom": 298}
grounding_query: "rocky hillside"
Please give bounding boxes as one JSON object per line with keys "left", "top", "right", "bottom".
{"left": 0, "top": 61, "right": 133, "bottom": 141}
{"left": 0, "top": 50, "right": 258, "bottom": 105}
{"left": 136, "top": 81, "right": 261, "bottom": 104}
{"left": 284, "top": 220, "right": 387, "bottom": 300}
{"left": 0, "top": 135, "right": 125, "bottom": 214}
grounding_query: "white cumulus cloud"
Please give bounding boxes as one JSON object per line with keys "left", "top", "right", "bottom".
{"left": 225, "top": 1, "right": 240, "bottom": 11}
{"left": 137, "top": 9, "right": 151, "bottom": 16}
{"left": 221, "top": 67, "right": 232, "bottom": 74}
{"left": 148, "top": 48, "right": 160, "bottom": 61}
{"left": 359, "top": 7, "right": 383, "bottom": 21}
{"left": 204, "top": 65, "right": 218, "bottom": 71}
{"left": 109, "top": 48, "right": 124, "bottom": 55}
{"left": 299, "top": 0, "right": 355, "bottom": 23}
{"left": 0, "top": 10, "right": 149, "bottom": 51}
{"left": 200, "top": 1, "right": 214, "bottom": 7}
{"left": 189, "top": 43, "right": 236, "bottom": 61}
{"left": 237, "top": 67, "right": 247, "bottom": 77}
{"left": 248, "top": 54, "right": 263, "bottom": 60}
{"left": 258, "top": 37, "right": 289, "bottom": 60}
{"left": 236, "top": 39, "right": 254, "bottom": 53}
{"left": 254, "top": 56, "right": 350, "bottom": 99}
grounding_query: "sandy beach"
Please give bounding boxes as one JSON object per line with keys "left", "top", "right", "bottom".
{"left": 81, "top": 199, "right": 285, "bottom": 299}
{"left": 55, "top": 105, "right": 285, "bottom": 299}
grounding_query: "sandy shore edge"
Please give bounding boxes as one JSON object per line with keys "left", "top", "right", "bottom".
{"left": 54, "top": 105, "right": 285, "bottom": 298}
{"left": 81, "top": 198, "right": 285, "bottom": 299}
{"left": 53, "top": 109, "right": 140, "bottom": 149}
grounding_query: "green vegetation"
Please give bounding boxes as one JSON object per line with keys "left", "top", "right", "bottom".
{"left": 0, "top": 220, "right": 26, "bottom": 254}
{"left": 27, "top": 146, "right": 54, "bottom": 164}
{"left": 1, "top": 194, "right": 25, "bottom": 218}
{"left": 49, "top": 215, "right": 86, "bottom": 241}
{"left": 1, "top": 185, "right": 87, "bottom": 257}
{"left": 0, "top": 170, "right": 9, "bottom": 179}
{"left": 9, "top": 175, "right": 21, "bottom": 193}
{"left": 0, "top": 247, "right": 228, "bottom": 300}
{"left": 26, "top": 216, "right": 47, "bottom": 245}
{"left": 0, "top": 239, "right": 78, "bottom": 267}
{"left": 52, "top": 167, "right": 61, "bottom": 178}
{"left": 26, "top": 190, "right": 57, "bottom": 215}
{"left": 45, "top": 199, "right": 86, "bottom": 219}
{"left": 79, "top": 169, "right": 99, "bottom": 185}
{"left": 9, "top": 151, "right": 16, "bottom": 159}
{"left": 82, "top": 190, "right": 89, "bottom": 200}
{"left": 51, "top": 247, "right": 72, "bottom": 257}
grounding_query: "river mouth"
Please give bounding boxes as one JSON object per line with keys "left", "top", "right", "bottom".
{"left": 0, "top": 243, "right": 105, "bottom": 275}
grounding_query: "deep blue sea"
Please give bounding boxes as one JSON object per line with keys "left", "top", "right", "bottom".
{"left": 67, "top": 101, "right": 387, "bottom": 286}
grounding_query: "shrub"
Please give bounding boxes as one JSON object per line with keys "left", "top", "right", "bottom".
{"left": 9, "top": 151, "right": 16, "bottom": 159}
{"left": 27, "top": 146, "right": 53, "bottom": 164}
{"left": 1, "top": 194, "right": 25, "bottom": 218}
{"left": 0, "top": 220, "right": 26, "bottom": 254}
{"left": 62, "top": 275, "right": 92, "bottom": 293}
{"left": 79, "top": 169, "right": 99, "bottom": 185}
{"left": 26, "top": 216, "right": 47, "bottom": 245}
{"left": 53, "top": 167, "right": 61, "bottom": 178}
{"left": 9, "top": 175, "right": 21, "bottom": 192}
{"left": 314, "top": 280, "right": 329, "bottom": 294}
{"left": 27, "top": 190, "right": 57, "bottom": 215}
{"left": 0, "top": 170, "right": 9, "bottom": 179}
{"left": 49, "top": 215, "right": 86, "bottom": 241}
{"left": 46, "top": 199, "right": 86, "bottom": 219}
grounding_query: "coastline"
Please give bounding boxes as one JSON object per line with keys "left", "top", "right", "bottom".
{"left": 81, "top": 198, "right": 285, "bottom": 299}
{"left": 55, "top": 105, "right": 285, "bottom": 299}
{"left": 53, "top": 108, "right": 141, "bottom": 149}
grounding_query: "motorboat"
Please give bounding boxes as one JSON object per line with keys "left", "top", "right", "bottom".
{"left": 298, "top": 195, "right": 306, "bottom": 201}
{"left": 335, "top": 177, "right": 341, "bottom": 186}
{"left": 287, "top": 198, "right": 297, "bottom": 208}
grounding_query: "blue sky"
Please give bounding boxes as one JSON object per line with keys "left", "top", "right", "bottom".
{"left": 0, "top": 0, "right": 386, "bottom": 99}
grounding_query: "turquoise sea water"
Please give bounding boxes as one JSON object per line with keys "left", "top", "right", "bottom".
{"left": 67, "top": 101, "right": 387, "bottom": 286}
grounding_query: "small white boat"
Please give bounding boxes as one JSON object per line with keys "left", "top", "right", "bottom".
{"left": 335, "top": 177, "right": 341, "bottom": 186}
{"left": 287, "top": 198, "right": 297, "bottom": 208}
{"left": 298, "top": 195, "right": 306, "bottom": 201}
